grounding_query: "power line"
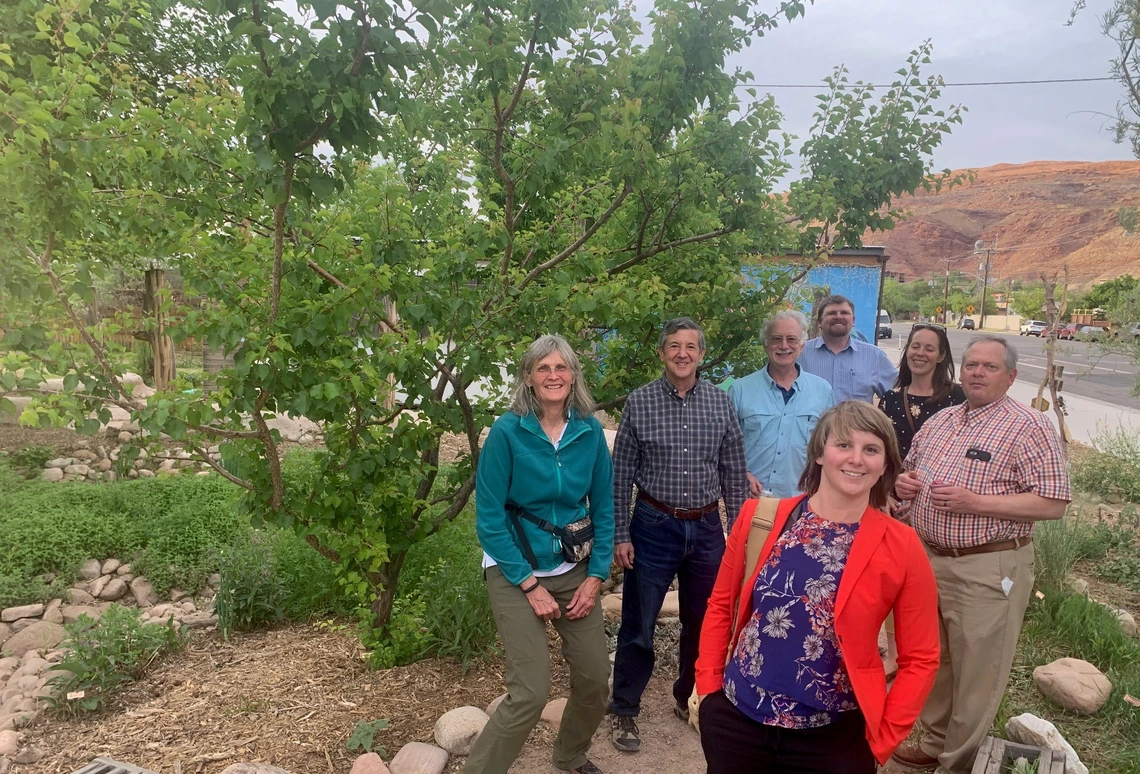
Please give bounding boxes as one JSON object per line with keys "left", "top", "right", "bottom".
{"left": 737, "top": 76, "right": 1115, "bottom": 89}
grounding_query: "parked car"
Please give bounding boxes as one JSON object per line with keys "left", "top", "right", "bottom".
{"left": 1076, "top": 325, "right": 1107, "bottom": 340}
{"left": 1113, "top": 323, "right": 1140, "bottom": 340}
{"left": 1020, "top": 320, "right": 1047, "bottom": 336}
{"left": 877, "top": 309, "right": 893, "bottom": 339}
{"left": 957, "top": 317, "right": 975, "bottom": 330}
{"left": 1058, "top": 323, "right": 1080, "bottom": 340}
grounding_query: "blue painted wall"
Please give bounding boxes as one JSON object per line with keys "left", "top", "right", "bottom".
{"left": 744, "top": 262, "right": 883, "bottom": 342}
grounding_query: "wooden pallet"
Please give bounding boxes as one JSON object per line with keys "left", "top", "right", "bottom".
{"left": 971, "top": 737, "right": 1066, "bottom": 774}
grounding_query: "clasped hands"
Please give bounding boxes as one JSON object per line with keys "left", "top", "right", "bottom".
{"left": 895, "top": 470, "right": 978, "bottom": 513}
{"left": 522, "top": 575, "right": 601, "bottom": 621}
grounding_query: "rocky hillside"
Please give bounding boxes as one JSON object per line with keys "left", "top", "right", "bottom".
{"left": 870, "top": 161, "right": 1140, "bottom": 288}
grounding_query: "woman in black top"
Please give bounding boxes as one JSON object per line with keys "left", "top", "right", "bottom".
{"left": 879, "top": 323, "right": 966, "bottom": 460}
{"left": 878, "top": 323, "right": 964, "bottom": 679}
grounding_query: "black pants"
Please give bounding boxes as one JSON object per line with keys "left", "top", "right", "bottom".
{"left": 700, "top": 690, "right": 877, "bottom": 774}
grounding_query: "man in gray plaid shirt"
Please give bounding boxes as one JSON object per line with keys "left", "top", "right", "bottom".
{"left": 608, "top": 317, "right": 749, "bottom": 753}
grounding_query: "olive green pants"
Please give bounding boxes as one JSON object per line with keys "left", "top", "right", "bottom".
{"left": 463, "top": 563, "right": 609, "bottom": 774}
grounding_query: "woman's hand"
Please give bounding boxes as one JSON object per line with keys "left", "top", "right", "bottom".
{"left": 565, "top": 576, "right": 602, "bottom": 620}
{"left": 523, "top": 579, "right": 561, "bottom": 621}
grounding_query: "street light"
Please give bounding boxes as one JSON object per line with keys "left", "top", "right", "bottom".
{"left": 974, "top": 239, "right": 997, "bottom": 330}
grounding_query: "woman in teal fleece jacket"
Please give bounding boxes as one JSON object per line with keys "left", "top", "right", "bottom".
{"left": 465, "top": 334, "right": 614, "bottom": 774}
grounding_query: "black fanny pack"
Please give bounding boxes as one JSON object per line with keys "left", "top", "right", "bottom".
{"left": 507, "top": 505, "right": 594, "bottom": 567}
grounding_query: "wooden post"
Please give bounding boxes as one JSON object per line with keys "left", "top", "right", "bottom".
{"left": 143, "top": 267, "right": 176, "bottom": 391}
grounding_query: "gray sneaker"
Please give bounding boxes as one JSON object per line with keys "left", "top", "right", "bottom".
{"left": 611, "top": 714, "right": 641, "bottom": 752}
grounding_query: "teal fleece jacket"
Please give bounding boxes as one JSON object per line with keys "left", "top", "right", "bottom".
{"left": 475, "top": 410, "right": 615, "bottom": 586}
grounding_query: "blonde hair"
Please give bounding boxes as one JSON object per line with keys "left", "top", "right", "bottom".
{"left": 509, "top": 334, "right": 596, "bottom": 419}
{"left": 798, "top": 401, "right": 902, "bottom": 510}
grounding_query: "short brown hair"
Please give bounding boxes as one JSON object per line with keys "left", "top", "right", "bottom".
{"left": 815, "top": 294, "right": 855, "bottom": 322}
{"left": 798, "top": 401, "right": 902, "bottom": 510}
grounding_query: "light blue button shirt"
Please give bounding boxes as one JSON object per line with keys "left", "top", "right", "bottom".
{"left": 798, "top": 336, "right": 898, "bottom": 404}
{"left": 729, "top": 365, "right": 835, "bottom": 498}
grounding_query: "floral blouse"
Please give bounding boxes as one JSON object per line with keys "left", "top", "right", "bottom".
{"left": 879, "top": 384, "right": 967, "bottom": 460}
{"left": 722, "top": 504, "right": 860, "bottom": 728}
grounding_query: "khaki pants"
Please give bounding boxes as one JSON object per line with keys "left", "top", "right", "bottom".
{"left": 919, "top": 542, "right": 1034, "bottom": 774}
{"left": 464, "top": 563, "right": 609, "bottom": 774}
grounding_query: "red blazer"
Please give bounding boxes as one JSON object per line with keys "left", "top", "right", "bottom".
{"left": 695, "top": 495, "right": 940, "bottom": 765}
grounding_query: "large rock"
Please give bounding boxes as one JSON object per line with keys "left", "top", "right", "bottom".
{"left": 78, "top": 559, "right": 102, "bottom": 580}
{"left": 0, "top": 621, "right": 65, "bottom": 658}
{"left": 0, "top": 710, "right": 36, "bottom": 731}
{"left": 1005, "top": 712, "right": 1088, "bottom": 774}
{"left": 88, "top": 575, "right": 112, "bottom": 599}
{"left": 601, "top": 594, "right": 623, "bottom": 622}
{"left": 219, "top": 765, "right": 294, "bottom": 774}
{"left": 658, "top": 590, "right": 680, "bottom": 619}
{"left": 1115, "top": 609, "right": 1138, "bottom": 639}
{"left": 540, "top": 697, "right": 568, "bottom": 731}
{"left": 433, "top": 706, "right": 489, "bottom": 756}
{"left": 61, "top": 604, "right": 107, "bottom": 625}
{"left": 0, "top": 729, "right": 20, "bottom": 757}
{"left": 66, "top": 588, "right": 94, "bottom": 605}
{"left": 0, "top": 605, "right": 43, "bottom": 624}
{"left": 101, "top": 559, "right": 121, "bottom": 575}
{"left": 389, "top": 742, "right": 448, "bottom": 774}
{"left": 1033, "top": 658, "right": 1112, "bottom": 715}
{"left": 130, "top": 577, "right": 157, "bottom": 608}
{"left": 98, "top": 578, "right": 128, "bottom": 601}
{"left": 349, "top": 753, "right": 390, "bottom": 774}
{"left": 40, "top": 467, "right": 63, "bottom": 482}
{"left": 0, "top": 624, "right": 9, "bottom": 647}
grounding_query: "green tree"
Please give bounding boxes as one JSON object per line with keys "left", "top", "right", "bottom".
{"left": 1073, "top": 274, "right": 1139, "bottom": 311}
{"left": 1011, "top": 286, "right": 1047, "bottom": 318}
{"left": 1, "top": 0, "right": 963, "bottom": 635}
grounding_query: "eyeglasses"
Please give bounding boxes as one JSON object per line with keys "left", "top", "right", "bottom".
{"left": 912, "top": 324, "right": 946, "bottom": 333}
{"left": 534, "top": 364, "right": 571, "bottom": 377}
{"left": 766, "top": 336, "right": 803, "bottom": 346}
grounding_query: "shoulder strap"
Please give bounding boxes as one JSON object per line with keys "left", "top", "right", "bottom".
{"left": 740, "top": 497, "right": 780, "bottom": 602}
{"left": 507, "top": 506, "right": 541, "bottom": 569}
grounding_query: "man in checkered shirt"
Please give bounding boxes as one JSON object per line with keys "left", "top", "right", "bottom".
{"left": 607, "top": 317, "right": 749, "bottom": 754}
{"left": 891, "top": 335, "right": 1071, "bottom": 774}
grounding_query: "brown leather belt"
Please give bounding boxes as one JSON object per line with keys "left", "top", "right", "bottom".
{"left": 637, "top": 491, "right": 719, "bottom": 520}
{"left": 926, "top": 535, "right": 1032, "bottom": 558}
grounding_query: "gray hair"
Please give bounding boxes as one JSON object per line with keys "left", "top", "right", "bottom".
{"left": 509, "top": 334, "right": 596, "bottom": 419}
{"left": 760, "top": 309, "right": 810, "bottom": 344}
{"left": 963, "top": 334, "right": 1018, "bottom": 372}
{"left": 657, "top": 317, "right": 707, "bottom": 351}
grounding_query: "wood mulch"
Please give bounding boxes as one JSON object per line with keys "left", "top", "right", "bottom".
{"left": 16, "top": 623, "right": 550, "bottom": 774}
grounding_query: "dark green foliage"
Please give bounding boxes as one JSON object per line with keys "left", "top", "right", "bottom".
{"left": 10, "top": 444, "right": 53, "bottom": 471}
{"left": 347, "top": 718, "right": 390, "bottom": 754}
{"left": 47, "top": 604, "right": 185, "bottom": 715}
{"left": 214, "top": 535, "right": 286, "bottom": 639}
{"left": 1070, "top": 447, "right": 1140, "bottom": 503}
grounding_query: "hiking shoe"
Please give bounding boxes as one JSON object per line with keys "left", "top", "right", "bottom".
{"left": 673, "top": 701, "right": 690, "bottom": 723}
{"left": 574, "top": 761, "right": 603, "bottom": 774}
{"left": 891, "top": 743, "right": 938, "bottom": 769}
{"left": 611, "top": 714, "right": 641, "bottom": 752}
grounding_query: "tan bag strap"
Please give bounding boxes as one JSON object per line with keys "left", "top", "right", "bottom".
{"left": 740, "top": 497, "right": 781, "bottom": 601}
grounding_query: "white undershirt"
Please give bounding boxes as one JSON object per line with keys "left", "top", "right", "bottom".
{"left": 482, "top": 423, "right": 578, "bottom": 578}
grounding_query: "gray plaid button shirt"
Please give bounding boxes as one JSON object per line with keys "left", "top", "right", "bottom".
{"left": 612, "top": 375, "right": 749, "bottom": 543}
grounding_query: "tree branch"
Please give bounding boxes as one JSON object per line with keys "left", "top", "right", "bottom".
{"left": 182, "top": 438, "right": 256, "bottom": 491}
{"left": 270, "top": 162, "right": 295, "bottom": 325}
{"left": 600, "top": 225, "right": 736, "bottom": 279}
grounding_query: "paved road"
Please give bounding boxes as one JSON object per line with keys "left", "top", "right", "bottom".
{"left": 883, "top": 323, "right": 1140, "bottom": 411}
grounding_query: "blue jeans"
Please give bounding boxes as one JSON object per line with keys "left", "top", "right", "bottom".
{"left": 609, "top": 497, "right": 726, "bottom": 717}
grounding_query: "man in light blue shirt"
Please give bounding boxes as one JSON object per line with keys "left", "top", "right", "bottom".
{"left": 729, "top": 310, "right": 835, "bottom": 498}
{"left": 798, "top": 294, "right": 897, "bottom": 403}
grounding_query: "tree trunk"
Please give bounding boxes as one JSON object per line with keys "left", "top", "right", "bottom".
{"left": 370, "top": 550, "right": 408, "bottom": 632}
{"left": 144, "top": 267, "right": 176, "bottom": 390}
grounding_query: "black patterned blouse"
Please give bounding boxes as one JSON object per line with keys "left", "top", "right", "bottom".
{"left": 879, "top": 384, "right": 967, "bottom": 460}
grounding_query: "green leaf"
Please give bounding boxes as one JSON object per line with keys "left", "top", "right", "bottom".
{"left": 346, "top": 718, "right": 390, "bottom": 752}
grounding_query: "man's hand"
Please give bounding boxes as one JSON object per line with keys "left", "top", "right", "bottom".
{"left": 614, "top": 541, "right": 635, "bottom": 569}
{"left": 746, "top": 472, "right": 762, "bottom": 497}
{"left": 566, "top": 576, "right": 602, "bottom": 620}
{"left": 523, "top": 579, "right": 561, "bottom": 621}
{"left": 895, "top": 470, "right": 922, "bottom": 501}
{"left": 930, "top": 483, "right": 978, "bottom": 514}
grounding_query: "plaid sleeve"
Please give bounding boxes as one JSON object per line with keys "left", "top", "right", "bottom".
{"left": 612, "top": 394, "right": 642, "bottom": 544}
{"left": 1014, "top": 418, "right": 1073, "bottom": 502}
{"left": 719, "top": 399, "right": 749, "bottom": 529}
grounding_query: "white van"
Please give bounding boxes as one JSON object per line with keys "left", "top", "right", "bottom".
{"left": 877, "top": 310, "right": 892, "bottom": 339}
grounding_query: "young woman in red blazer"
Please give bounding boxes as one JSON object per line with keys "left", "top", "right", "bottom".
{"left": 695, "top": 401, "right": 940, "bottom": 773}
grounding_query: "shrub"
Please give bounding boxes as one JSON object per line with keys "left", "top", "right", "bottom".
{"left": 1070, "top": 425, "right": 1140, "bottom": 503}
{"left": 1034, "top": 514, "right": 1134, "bottom": 592}
{"left": 214, "top": 535, "right": 286, "bottom": 638}
{"left": 48, "top": 604, "right": 185, "bottom": 715}
{"left": 11, "top": 444, "right": 53, "bottom": 471}
{"left": 269, "top": 528, "right": 354, "bottom": 620}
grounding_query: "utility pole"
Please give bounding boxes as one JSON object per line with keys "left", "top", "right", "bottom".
{"left": 942, "top": 259, "right": 951, "bottom": 325}
{"left": 974, "top": 239, "right": 997, "bottom": 330}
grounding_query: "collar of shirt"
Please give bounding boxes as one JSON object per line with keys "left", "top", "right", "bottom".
{"left": 957, "top": 394, "right": 1014, "bottom": 427}
{"left": 763, "top": 364, "right": 800, "bottom": 399}
{"left": 657, "top": 373, "right": 704, "bottom": 399}
{"left": 810, "top": 336, "right": 853, "bottom": 354}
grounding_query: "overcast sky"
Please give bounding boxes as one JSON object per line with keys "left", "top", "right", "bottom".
{"left": 721, "top": 0, "right": 1133, "bottom": 177}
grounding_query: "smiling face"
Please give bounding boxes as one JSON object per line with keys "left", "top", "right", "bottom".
{"left": 816, "top": 429, "right": 887, "bottom": 501}
{"left": 658, "top": 329, "right": 705, "bottom": 386}
{"left": 526, "top": 352, "right": 572, "bottom": 413}
{"left": 906, "top": 329, "right": 945, "bottom": 379}
{"left": 819, "top": 301, "right": 854, "bottom": 340}
{"left": 961, "top": 341, "right": 1016, "bottom": 409}
{"left": 765, "top": 317, "right": 805, "bottom": 369}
